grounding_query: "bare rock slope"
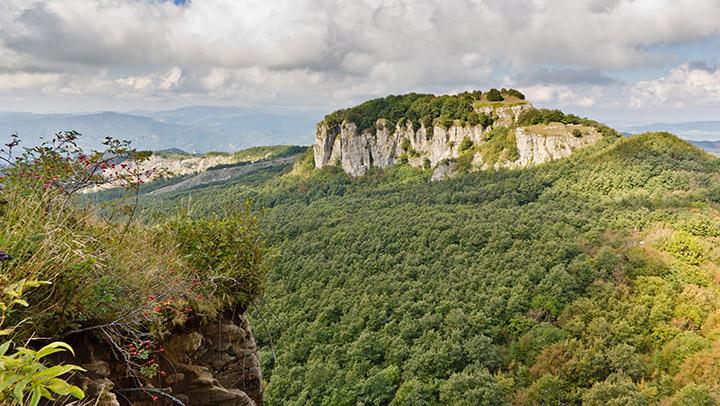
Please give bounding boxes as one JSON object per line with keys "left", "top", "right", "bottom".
{"left": 314, "top": 103, "right": 601, "bottom": 179}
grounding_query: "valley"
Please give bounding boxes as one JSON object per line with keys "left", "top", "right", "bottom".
{"left": 83, "top": 90, "right": 720, "bottom": 405}
{"left": 5, "top": 89, "right": 720, "bottom": 405}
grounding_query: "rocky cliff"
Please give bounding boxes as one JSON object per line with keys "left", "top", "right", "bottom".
{"left": 314, "top": 103, "right": 601, "bottom": 179}
{"left": 64, "top": 310, "right": 263, "bottom": 406}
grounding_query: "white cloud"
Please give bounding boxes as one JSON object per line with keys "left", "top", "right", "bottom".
{"left": 0, "top": 0, "right": 720, "bottom": 112}
{"left": 629, "top": 63, "right": 720, "bottom": 108}
{"left": 521, "top": 84, "right": 601, "bottom": 107}
{"left": 0, "top": 72, "right": 61, "bottom": 91}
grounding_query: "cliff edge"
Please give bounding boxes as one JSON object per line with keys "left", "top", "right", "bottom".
{"left": 314, "top": 90, "right": 604, "bottom": 179}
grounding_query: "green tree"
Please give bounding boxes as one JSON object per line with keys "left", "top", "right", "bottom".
{"left": 582, "top": 373, "right": 648, "bottom": 406}
{"left": 459, "top": 137, "right": 474, "bottom": 153}
{"left": 486, "top": 88, "right": 504, "bottom": 102}
{"left": 439, "top": 370, "right": 508, "bottom": 406}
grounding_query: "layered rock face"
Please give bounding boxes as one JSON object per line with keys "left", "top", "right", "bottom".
{"left": 511, "top": 124, "right": 600, "bottom": 168}
{"left": 68, "top": 311, "right": 263, "bottom": 406}
{"left": 314, "top": 104, "right": 601, "bottom": 178}
{"left": 314, "top": 119, "right": 489, "bottom": 177}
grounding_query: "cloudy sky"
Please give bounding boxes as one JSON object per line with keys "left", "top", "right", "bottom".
{"left": 1, "top": 0, "right": 720, "bottom": 123}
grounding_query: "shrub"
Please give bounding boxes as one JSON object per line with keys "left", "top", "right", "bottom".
{"left": 478, "top": 112, "right": 492, "bottom": 128}
{"left": 540, "top": 109, "right": 567, "bottom": 124}
{"left": 168, "top": 201, "right": 270, "bottom": 310}
{"left": 468, "top": 112, "right": 479, "bottom": 126}
{"left": 505, "top": 88, "right": 526, "bottom": 99}
{"left": 665, "top": 231, "right": 704, "bottom": 266}
{"left": 459, "top": 137, "right": 474, "bottom": 153}
{"left": 0, "top": 280, "right": 85, "bottom": 405}
{"left": 486, "top": 88, "right": 503, "bottom": 102}
{"left": 572, "top": 129, "right": 582, "bottom": 138}
{"left": 423, "top": 158, "right": 431, "bottom": 170}
{"left": 517, "top": 108, "right": 541, "bottom": 126}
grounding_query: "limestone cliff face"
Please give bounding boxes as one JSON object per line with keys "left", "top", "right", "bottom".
{"left": 510, "top": 124, "right": 601, "bottom": 168}
{"left": 314, "top": 104, "right": 601, "bottom": 178}
{"left": 314, "top": 120, "right": 488, "bottom": 177}
{"left": 476, "top": 104, "right": 530, "bottom": 127}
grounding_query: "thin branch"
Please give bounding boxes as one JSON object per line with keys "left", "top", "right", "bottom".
{"left": 252, "top": 301, "right": 277, "bottom": 363}
{"left": 257, "top": 298, "right": 287, "bottom": 330}
{"left": 113, "top": 388, "right": 185, "bottom": 406}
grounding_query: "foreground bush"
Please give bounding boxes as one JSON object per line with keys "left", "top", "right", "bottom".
{"left": 0, "top": 132, "right": 270, "bottom": 385}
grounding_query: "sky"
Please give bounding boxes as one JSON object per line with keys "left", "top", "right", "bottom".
{"left": 1, "top": 0, "right": 720, "bottom": 124}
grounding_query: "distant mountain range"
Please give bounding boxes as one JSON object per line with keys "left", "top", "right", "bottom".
{"left": 3, "top": 108, "right": 720, "bottom": 156}
{"left": 0, "top": 106, "right": 323, "bottom": 153}
{"left": 687, "top": 140, "right": 720, "bottom": 155}
{"left": 615, "top": 120, "right": 720, "bottom": 155}
{"left": 619, "top": 121, "right": 720, "bottom": 140}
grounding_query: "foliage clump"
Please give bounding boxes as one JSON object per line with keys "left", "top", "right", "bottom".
{"left": 458, "top": 137, "right": 474, "bottom": 153}
{"left": 517, "top": 107, "right": 620, "bottom": 138}
{"left": 0, "top": 132, "right": 270, "bottom": 392}
{"left": 664, "top": 231, "right": 704, "bottom": 266}
{"left": 0, "top": 280, "right": 85, "bottom": 405}
{"left": 485, "top": 88, "right": 504, "bottom": 102}
{"left": 322, "top": 89, "right": 524, "bottom": 132}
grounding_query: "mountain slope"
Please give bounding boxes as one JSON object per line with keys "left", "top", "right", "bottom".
{"left": 118, "top": 130, "right": 720, "bottom": 405}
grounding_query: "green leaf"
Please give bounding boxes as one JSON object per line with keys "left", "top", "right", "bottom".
{"left": 12, "top": 378, "right": 29, "bottom": 402}
{"left": 10, "top": 299, "right": 29, "bottom": 307}
{"left": 69, "top": 385, "right": 85, "bottom": 399}
{"left": 15, "top": 348, "right": 35, "bottom": 358}
{"left": 34, "top": 342, "right": 74, "bottom": 361}
{"left": 45, "top": 377, "right": 80, "bottom": 396}
{"left": 29, "top": 385, "right": 41, "bottom": 406}
{"left": 0, "top": 342, "right": 10, "bottom": 356}
{"left": 39, "top": 386, "right": 52, "bottom": 399}
{"left": 0, "top": 374, "right": 22, "bottom": 393}
{"left": 34, "top": 364, "right": 85, "bottom": 380}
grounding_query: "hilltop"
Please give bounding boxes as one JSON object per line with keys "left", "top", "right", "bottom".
{"left": 314, "top": 89, "right": 618, "bottom": 178}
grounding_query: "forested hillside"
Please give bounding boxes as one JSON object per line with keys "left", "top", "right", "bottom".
{"left": 118, "top": 130, "right": 720, "bottom": 405}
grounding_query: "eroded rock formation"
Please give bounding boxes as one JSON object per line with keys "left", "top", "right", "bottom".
{"left": 314, "top": 103, "right": 601, "bottom": 179}
{"left": 65, "top": 311, "right": 262, "bottom": 406}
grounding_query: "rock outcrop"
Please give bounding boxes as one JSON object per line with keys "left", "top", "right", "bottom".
{"left": 66, "top": 311, "right": 263, "bottom": 406}
{"left": 511, "top": 124, "right": 601, "bottom": 168}
{"left": 314, "top": 103, "right": 601, "bottom": 179}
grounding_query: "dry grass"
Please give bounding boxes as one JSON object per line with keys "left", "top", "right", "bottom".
{"left": 524, "top": 123, "right": 600, "bottom": 138}
{"left": 472, "top": 95, "right": 530, "bottom": 108}
{"left": 0, "top": 189, "right": 253, "bottom": 340}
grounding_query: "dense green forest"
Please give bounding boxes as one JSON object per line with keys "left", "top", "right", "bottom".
{"left": 323, "top": 89, "right": 526, "bottom": 131}
{"left": 113, "top": 130, "right": 720, "bottom": 405}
